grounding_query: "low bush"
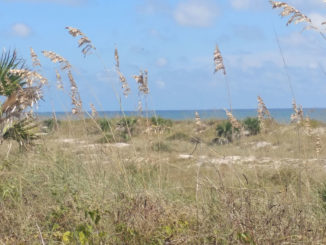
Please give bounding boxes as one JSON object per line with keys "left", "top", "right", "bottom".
{"left": 243, "top": 117, "right": 260, "bottom": 136}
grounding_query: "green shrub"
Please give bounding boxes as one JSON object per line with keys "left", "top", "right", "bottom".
{"left": 151, "top": 116, "right": 173, "bottom": 127}
{"left": 97, "top": 118, "right": 111, "bottom": 132}
{"left": 216, "top": 121, "right": 233, "bottom": 143}
{"left": 117, "top": 117, "right": 138, "bottom": 129}
{"left": 243, "top": 117, "right": 260, "bottom": 136}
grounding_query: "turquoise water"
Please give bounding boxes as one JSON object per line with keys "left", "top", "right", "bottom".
{"left": 38, "top": 108, "right": 326, "bottom": 123}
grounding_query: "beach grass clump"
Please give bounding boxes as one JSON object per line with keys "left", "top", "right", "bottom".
{"left": 166, "top": 132, "right": 190, "bottom": 141}
{"left": 151, "top": 141, "right": 172, "bottom": 152}
{"left": 150, "top": 116, "right": 173, "bottom": 128}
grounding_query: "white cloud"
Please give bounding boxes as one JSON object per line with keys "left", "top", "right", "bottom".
{"left": 11, "top": 23, "right": 32, "bottom": 37}
{"left": 156, "top": 80, "right": 166, "bottom": 89}
{"left": 5, "top": 0, "right": 87, "bottom": 6}
{"left": 230, "top": 0, "right": 263, "bottom": 10}
{"left": 308, "top": 12, "right": 326, "bottom": 29}
{"left": 287, "top": 0, "right": 325, "bottom": 10}
{"left": 156, "top": 57, "right": 168, "bottom": 67}
{"left": 173, "top": 0, "right": 218, "bottom": 27}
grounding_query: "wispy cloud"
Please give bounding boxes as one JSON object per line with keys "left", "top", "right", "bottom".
{"left": 230, "top": 0, "right": 263, "bottom": 10}
{"left": 5, "top": 0, "right": 88, "bottom": 6}
{"left": 173, "top": 0, "right": 219, "bottom": 27}
{"left": 11, "top": 23, "right": 32, "bottom": 37}
{"left": 156, "top": 57, "right": 168, "bottom": 67}
{"left": 232, "top": 25, "right": 265, "bottom": 41}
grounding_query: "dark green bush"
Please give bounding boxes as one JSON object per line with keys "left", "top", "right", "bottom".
{"left": 216, "top": 121, "right": 233, "bottom": 143}
{"left": 116, "top": 117, "right": 138, "bottom": 129}
{"left": 243, "top": 117, "right": 260, "bottom": 136}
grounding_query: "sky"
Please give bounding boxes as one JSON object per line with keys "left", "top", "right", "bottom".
{"left": 1, "top": 0, "right": 326, "bottom": 112}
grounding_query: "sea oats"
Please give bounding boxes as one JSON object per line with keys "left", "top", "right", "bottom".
{"left": 225, "top": 109, "right": 241, "bottom": 130}
{"left": 316, "top": 135, "right": 322, "bottom": 157}
{"left": 67, "top": 70, "right": 82, "bottom": 114}
{"left": 56, "top": 70, "right": 64, "bottom": 90}
{"left": 66, "top": 26, "right": 85, "bottom": 37}
{"left": 195, "top": 111, "right": 205, "bottom": 134}
{"left": 30, "top": 48, "right": 41, "bottom": 67}
{"left": 114, "top": 48, "right": 120, "bottom": 69}
{"left": 304, "top": 117, "right": 312, "bottom": 136}
{"left": 9, "top": 69, "right": 47, "bottom": 86}
{"left": 66, "top": 26, "right": 96, "bottom": 57}
{"left": 90, "top": 103, "right": 98, "bottom": 118}
{"left": 1, "top": 86, "right": 42, "bottom": 116}
{"left": 114, "top": 48, "right": 130, "bottom": 97}
{"left": 270, "top": 1, "right": 312, "bottom": 26}
{"left": 290, "top": 99, "right": 304, "bottom": 124}
{"left": 257, "top": 96, "right": 271, "bottom": 131}
{"left": 214, "top": 45, "right": 226, "bottom": 75}
{"left": 133, "top": 70, "right": 149, "bottom": 95}
{"left": 257, "top": 96, "right": 271, "bottom": 119}
{"left": 42, "top": 51, "right": 71, "bottom": 71}
{"left": 137, "top": 100, "right": 142, "bottom": 113}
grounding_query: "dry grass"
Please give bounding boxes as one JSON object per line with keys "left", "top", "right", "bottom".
{"left": 1, "top": 117, "right": 326, "bottom": 244}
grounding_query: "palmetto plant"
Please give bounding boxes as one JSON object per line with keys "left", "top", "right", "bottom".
{"left": 0, "top": 50, "right": 42, "bottom": 148}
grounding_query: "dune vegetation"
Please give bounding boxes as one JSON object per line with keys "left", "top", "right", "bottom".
{"left": 1, "top": 1, "right": 326, "bottom": 244}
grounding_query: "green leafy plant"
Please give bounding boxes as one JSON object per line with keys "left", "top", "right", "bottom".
{"left": 97, "top": 118, "right": 111, "bottom": 132}
{"left": 3, "top": 118, "right": 39, "bottom": 149}
{"left": 151, "top": 116, "right": 172, "bottom": 127}
{"left": 215, "top": 121, "right": 234, "bottom": 143}
{"left": 242, "top": 117, "right": 260, "bottom": 136}
{"left": 0, "top": 50, "right": 42, "bottom": 148}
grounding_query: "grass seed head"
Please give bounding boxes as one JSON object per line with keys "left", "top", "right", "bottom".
{"left": 133, "top": 70, "right": 149, "bottom": 95}
{"left": 66, "top": 26, "right": 96, "bottom": 57}
{"left": 56, "top": 70, "right": 64, "bottom": 90}
{"left": 42, "top": 50, "right": 71, "bottom": 71}
{"left": 225, "top": 109, "right": 241, "bottom": 130}
{"left": 270, "top": 1, "right": 312, "bottom": 26}
{"left": 90, "top": 103, "right": 98, "bottom": 118}
{"left": 9, "top": 69, "right": 47, "bottom": 86}
{"left": 214, "top": 45, "right": 226, "bottom": 75}
{"left": 67, "top": 70, "right": 82, "bottom": 114}
{"left": 30, "top": 48, "right": 41, "bottom": 67}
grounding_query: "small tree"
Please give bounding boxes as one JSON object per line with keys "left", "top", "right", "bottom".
{"left": 0, "top": 50, "right": 44, "bottom": 149}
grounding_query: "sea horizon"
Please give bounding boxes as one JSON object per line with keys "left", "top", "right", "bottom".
{"left": 37, "top": 108, "right": 326, "bottom": 123}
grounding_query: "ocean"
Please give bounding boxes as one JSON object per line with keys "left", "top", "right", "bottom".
{"left": 38, "top": 108, "right": 326, "bottom": 123}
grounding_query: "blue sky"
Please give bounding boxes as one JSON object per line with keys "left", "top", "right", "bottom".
{"left": 1, "top": 0, "right": 326, "bottom": 112}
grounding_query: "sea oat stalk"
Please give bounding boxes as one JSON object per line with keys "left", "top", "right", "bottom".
{"left": 66, "top": 26, "right": 96, "bottom": 57}
{"left": 291, "top": 99, "right": 304, "bottom": 124}
{"left": 67, "top": 70, "right": 82, "bottom": 114}
{"left": 42, "top": 51, "right": 71, "bottom": 71}
{"left": 30, "top": 48, "right": 41, "bottom": 68}
{"left": 270, "top": 1, "right": 312, "bottom": 26}
{"left": 214, "top": 45, "right": 232, "bottom": 111}
{"left": 9, "top": 69, "right": 47, "bottom": 86}
{"left": 56, "top": 70, "right": 64, "bottom": 90}
{"left": 225, "top": 109, "right": 241, "bottom": 130}
{"left": 114, "top": 48, "right": 130, "bottom": 97}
